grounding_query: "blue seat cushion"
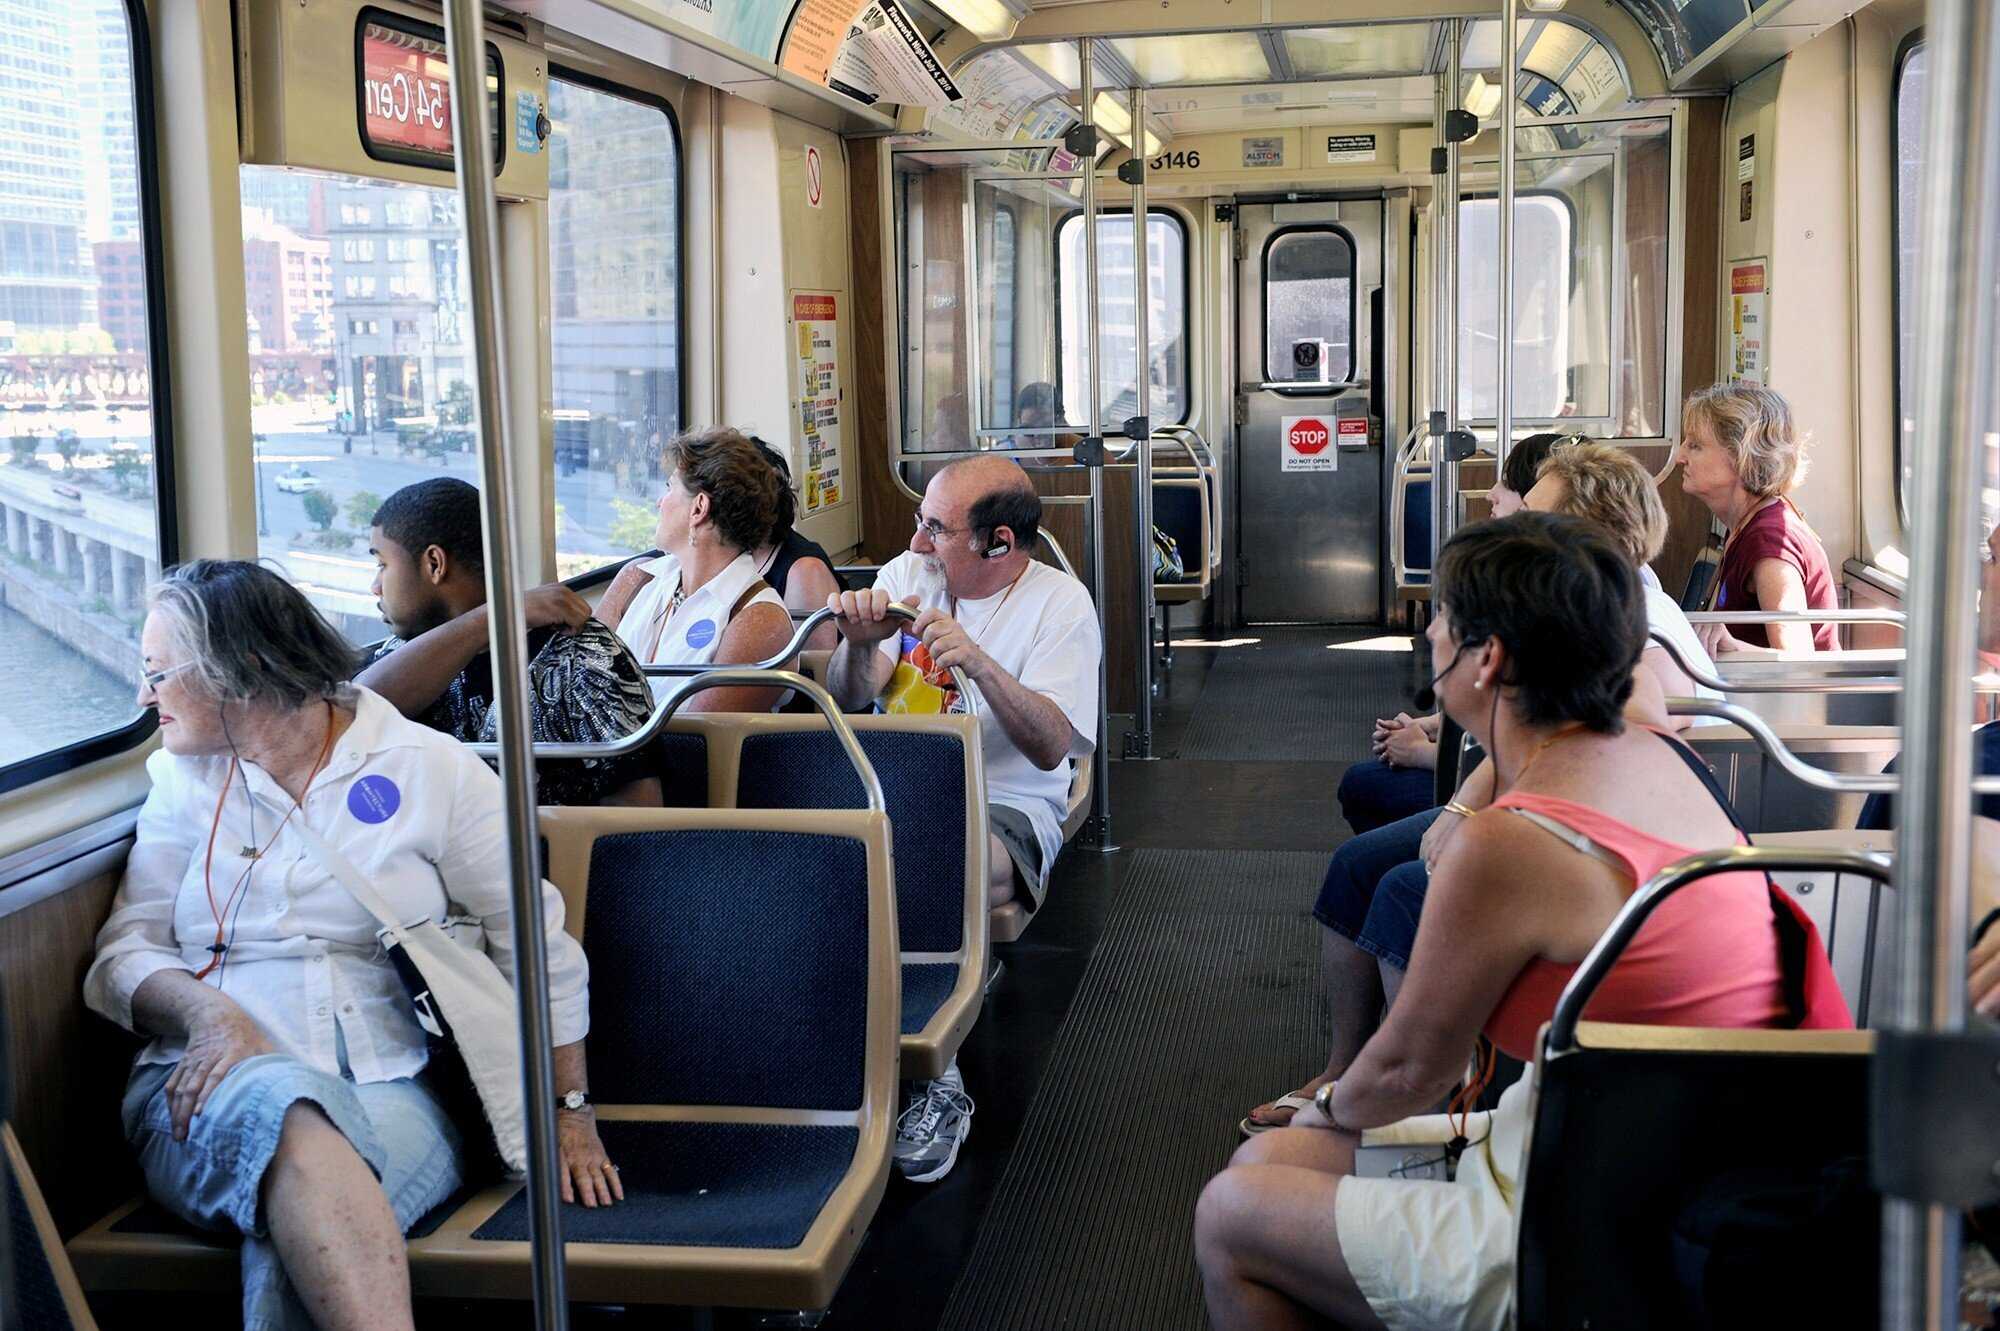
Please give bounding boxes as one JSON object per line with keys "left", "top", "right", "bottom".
{"left": 583, "top": 829, "right": 870, "bottom": 1110}
{"left": 10, "top": 1162, "right": 77, "bottom": 1329}
{"left": 654, "top": 731, "right": 709, "bottom": 808}
{"left": 901, "top": 962, "right": 958, "bottom": 1036}
{"left": 737, "top": 731, "right": 967, "bottom": 954}
{"left": 471, "top": 1120, "right": 859, "bottom": 1249}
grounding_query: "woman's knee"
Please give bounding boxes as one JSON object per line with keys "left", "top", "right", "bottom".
{"left": 1194, "top": 1167, "right": 1255, "bottom": 1269}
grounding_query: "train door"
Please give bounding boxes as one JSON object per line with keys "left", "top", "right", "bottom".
{"left": 1233, "top": 198, "right": 1384, "bottom": 624}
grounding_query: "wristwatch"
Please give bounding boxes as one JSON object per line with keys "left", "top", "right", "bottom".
{"left": 558, "top": 1089, "right": 592, "bottom": 1112}
{"left": 1313, "top": 1081, "right": 1340, "bottom": 1126}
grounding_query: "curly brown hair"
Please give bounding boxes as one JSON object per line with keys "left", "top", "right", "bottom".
{"left": 664, "top": 427, "right": 782, "bottom": 553}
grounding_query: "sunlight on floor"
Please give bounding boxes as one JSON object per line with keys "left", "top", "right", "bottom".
{"left": 1167, "top": 637, "right": 1264, "bottom": 648}
{"left": 1325, "top": 636, "right": 1415, "bottom": 653}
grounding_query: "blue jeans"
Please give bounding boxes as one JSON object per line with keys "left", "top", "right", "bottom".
{"left": 1313, "top": 808, "right": 1438, "bottom": 971}
{"left": 122, "top": 1043, "right": 464, "bottom": 1331}
{"left": 1336, "top": 758, "right": 1437, "bottom": 837}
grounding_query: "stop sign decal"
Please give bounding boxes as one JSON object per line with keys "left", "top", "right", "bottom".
{"left": 1281, "top": 416, "right": 1337, "bottom": 473}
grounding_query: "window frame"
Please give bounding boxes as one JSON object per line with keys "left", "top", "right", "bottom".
{"left": 1890, "top": 29, "right": 1926, "bottom": 528}
{"left": 545, "top": 62, "right": 688, "bottom": 520}
{"left": 0, "top": 0, "right": 179, "bottom": 797}
{"left": 1258, "top": 222, "right": 1359, "bottom": 394}
{"left": 1050, "top": 205, "right": 1195, "bottom": 428}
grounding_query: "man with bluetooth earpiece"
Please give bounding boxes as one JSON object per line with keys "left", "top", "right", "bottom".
{"left": 826, "top": 455, "right": 1102, "bottom": 1185}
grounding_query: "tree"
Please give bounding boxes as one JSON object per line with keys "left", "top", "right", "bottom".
{"left": 608, "top": 498, "right": 658, "bottom": 552}
{"left": 107, "top": 449, "right": 145, "bottom": 494}
{"left": 346, "top": 491, "right": 382, "bottom": 530}
{"left": 52, "top": 432, "right": 78, "bottom": 474}
{"left": 301, "top": 489, "right": 337, "bottom": 531}
{"left": 8, "top": 433, "right": 35, "bottom": 466}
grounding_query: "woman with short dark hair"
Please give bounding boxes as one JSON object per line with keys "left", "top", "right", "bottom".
{"left": 598, "top": 426, "right": 796, "bottom": 711}
{"left": 86, "top": 560, "right": 619, "bottom": 1331}
{"left": 1197, "top": 514, "right": 1845, "bottom": 1331}
{"left": 747, "top": 437, "right": 844, "bottom": 651}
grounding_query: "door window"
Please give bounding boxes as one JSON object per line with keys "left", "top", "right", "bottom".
{"left": 1262, "top": 227, "right": 1355, "bottom": 385}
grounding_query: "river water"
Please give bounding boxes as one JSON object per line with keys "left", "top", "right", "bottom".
{"left": 0, "top": 599, "right": 139, "bottom": 769}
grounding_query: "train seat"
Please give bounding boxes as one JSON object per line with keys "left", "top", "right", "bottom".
{"left": 723, "top": 714, "right": 990, "bottom": 1079}
{"left": 1755, "top": 830, "right": 1896, "bottom": 1027}
{"left": 405, "top": 805, "right": 899, "bottom": 1309}
{"left": 1152, "top": 476, "right": 1211, "bottom": 605}
{"left": 1681, "top": 723, "right": 1901, "bottom": 833}
{"left": 7, "top": 1120, "right": 102, "bottom": 1328}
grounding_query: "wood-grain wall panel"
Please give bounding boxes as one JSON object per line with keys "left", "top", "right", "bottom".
{"left": 1659, "top": 98, "right": 1730, "bottom": 601}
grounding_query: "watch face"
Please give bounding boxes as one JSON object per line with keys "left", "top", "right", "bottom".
{"left": 561, "top": 1090, "right": 586, "bottom": 1110}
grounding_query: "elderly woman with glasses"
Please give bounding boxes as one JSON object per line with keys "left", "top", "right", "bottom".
{"left": 86, "top": 560, "right": 620, "bottom": 1331}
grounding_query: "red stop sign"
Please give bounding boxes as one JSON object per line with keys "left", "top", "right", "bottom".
{"left": 1288, "top": 419, "right": 1331, "bottom": 454}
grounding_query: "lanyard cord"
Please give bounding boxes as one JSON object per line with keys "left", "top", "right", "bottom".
{"left": 195, "top": 703, "right": 338, "bottom": 981}
{"left": 945, "top": 566, "right": 1028, "bottom": 644}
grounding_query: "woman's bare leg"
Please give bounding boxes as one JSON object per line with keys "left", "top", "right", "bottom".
{"left": 1246, "top": 934, "right": 1384, "bottom": 1129}
{"left": 262, "top": 1102, "right": 415, "bottom": 1331}
{"left": 1196, "top": 1162, "right": 1390, "bottom": 1331}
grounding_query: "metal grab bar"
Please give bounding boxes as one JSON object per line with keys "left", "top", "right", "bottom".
{"left": 1545, "top": 846, "right": 1895, "bottom": 1056}
{"left": 467, "top": 670, "right": 886, "bottom": 814}
{"left": 1649, "top": 630, "right": 1903, "bottom": 694}
{"left": 634, "top": 603, "right": 973, "bottom": 710}
{"left": 1684, "top": 609, "right": 1907, "bottom": 625}
{"left": 1667, "top": 696, "right": 2000, "bottom": 794}
{"left": 1155, "top": 422, "right": 1218, "bottom": 472}
{"left": 1387, "top": 421, "right": 1431, "bottom": 586}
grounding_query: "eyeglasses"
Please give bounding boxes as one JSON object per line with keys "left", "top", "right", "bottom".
{"left": 140, "top": 660, "right": 194, "bottom": 690}
{"left": 914, "top": 513, "right": 971, "bottom": 542}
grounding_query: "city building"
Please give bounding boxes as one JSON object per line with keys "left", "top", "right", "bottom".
{"left": 326, "top": 179, "right": 468, "bottom": 428}
{"left": 0, "top": 1, "right": 97, "bottom": 331}
{"left": 241, "top": 214, "right": 333, "bottom": 354}
{"left": 91, "top": 240, "right": 146, "bottom": 354}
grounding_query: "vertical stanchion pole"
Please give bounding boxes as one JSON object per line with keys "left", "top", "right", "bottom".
{"left": 1434, "top": 21, "right": 1462, "bottom": 560}
{"left": 1131, "top": 86, "right": 1154, "bottom": 758}
{"left": 1081, "top": 42, "right": 1115, "bottom": 844}
{"left": 1884, "top": 0, "right": 1998, "bottom": 1324}
{"left": 440, "top": 4, "right": 568, "bottom": 1326}
{"left": 1495, "top": 0, "right": 1519, "bottom": 472}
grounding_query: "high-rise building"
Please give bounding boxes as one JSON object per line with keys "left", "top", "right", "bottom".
{"left": 92, "top": 240, "right": 146, "bottom": 353}
{"left": 327, "top": 180, "right": 466, "bottom": 428}
{"left": 241, "top": 215, "right": 332, "bottom": 354}
{"left": 0, "top": 0, "right": 97, "bottom": 331}
{"left": 240, "top": 172, "right": 328, "bottom": 239}
{"left": 78, "top": 3, "right": 140, "bottom": 242}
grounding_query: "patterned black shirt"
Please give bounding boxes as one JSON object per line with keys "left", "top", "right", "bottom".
{"left": 368, "top": 621, "right": 655, "bottom": 806}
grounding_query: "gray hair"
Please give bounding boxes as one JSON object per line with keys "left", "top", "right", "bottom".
{"left": 149, "top": 560, "right": 358, "bottom": 709}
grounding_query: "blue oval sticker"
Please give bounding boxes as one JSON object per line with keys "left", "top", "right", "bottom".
{"left": 348, "top": 774, "right": 402, "bottom": 825}
{"left": 684, "top": 617, "right": 718, "bottom": 650}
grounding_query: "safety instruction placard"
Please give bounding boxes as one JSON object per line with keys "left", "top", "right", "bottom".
{"left": 1337, "top": 417, "right": 1370, "bottom": 447}
{"left": 1281, "top": 416, "right": 1336, "bottom": 473}
{"left": 794, "top": 292, "right": 844, "bottom": 512}
{"left": 1729, "top": 258, "right": 1768, "bottom": 384}
{"left": 1326, "top": 133, "right": 1376, "bottom": 164}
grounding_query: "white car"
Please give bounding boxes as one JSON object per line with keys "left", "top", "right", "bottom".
{"left": 274, "top": 466, "right": 322, "bottom": 494}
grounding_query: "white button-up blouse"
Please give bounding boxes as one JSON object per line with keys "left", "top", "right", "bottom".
{"left": 84, "top": 688, "right": 591, "bottom": 1084}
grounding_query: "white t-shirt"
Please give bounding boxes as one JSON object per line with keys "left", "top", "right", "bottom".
{"left": 870, "top": 552, "right": 1102, "bottom": 883}
{"left": 1644, "top": 584, "right": 1725, "bottom": 724}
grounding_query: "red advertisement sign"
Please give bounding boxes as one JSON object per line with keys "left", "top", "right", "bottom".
{"left": 361, "top": 21, "right": 456, "bottom": 159}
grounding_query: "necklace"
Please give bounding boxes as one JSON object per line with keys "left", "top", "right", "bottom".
{"left": 1503, "top": 722, "right": 1592, "bottom": 795}
{"left": 946, "top": 566, "right": 1028, "bottom": 643}
{"left": 196, "top": 703, "right": 339, "bottom": 981}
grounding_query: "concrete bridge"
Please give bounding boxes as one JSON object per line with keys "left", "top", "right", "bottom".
{"left": 0, "top": 466, "right": 159, "bottom": 620}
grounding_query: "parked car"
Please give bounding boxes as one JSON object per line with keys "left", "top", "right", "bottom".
{"left": 274, "top": 466, "right": 322, "bottom": 494}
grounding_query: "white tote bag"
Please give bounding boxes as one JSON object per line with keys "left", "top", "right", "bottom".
{"left": 292, "top": 820, "right": 529, "bottom": 1175}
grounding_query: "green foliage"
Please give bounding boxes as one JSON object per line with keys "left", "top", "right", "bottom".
{"left": 7, "top": 433, "right": 35, "bottom": 465}
{"left": 106, "top": 450, "right": 145, "bottom": 493}
{"left": 608, "top": 498, "right": 657, "bottom": 552}
{"left": 345, "top": 490, "right": 382, "bottom": 530}
{"left": 52, "top": 433, "right": 78, "bottom": 472}
{"left": 301, "top": 488, "right": 337, "bottom": 530}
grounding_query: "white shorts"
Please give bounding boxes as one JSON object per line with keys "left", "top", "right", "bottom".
{"left": 1332, "top": 1081, "right": 1530, "bottom": 1331}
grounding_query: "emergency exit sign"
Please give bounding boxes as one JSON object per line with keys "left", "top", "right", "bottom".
{"left": 1281, "top": 416, "right": 1336, "bottom": 472}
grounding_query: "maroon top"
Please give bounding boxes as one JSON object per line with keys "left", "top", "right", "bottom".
{"left": 1715, "top": 500, "right": 1838, "bottom": 650}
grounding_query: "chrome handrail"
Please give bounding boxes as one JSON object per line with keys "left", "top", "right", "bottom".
{"left": 1649, "top": 630, "right": 1904, "bottom": 694}
{"left": 1388, "top": 421, "right": 1430, "bottom": 585}
{"left": 636, "top": 601, "right": 975, "bottom": 710}
{"left": 1545, "top": 845, "right": 1894, "bottom": 1055}
{"left": 466, "top": 670, "right": 886, "bottom": 814}
{"left": 1668, "top": 696, "right": 2000, "bottom": 794}
{"left": 1684, "top": 609, "right": 1907, "bottom": 625}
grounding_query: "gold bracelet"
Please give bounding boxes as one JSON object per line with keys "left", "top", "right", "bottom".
{"left": 1443, "top": 800, "right": 1478, "bottom": 820}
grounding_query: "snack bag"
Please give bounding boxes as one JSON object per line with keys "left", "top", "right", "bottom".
{"left": 880, "top": 630, "right": 962, "bottom": 714}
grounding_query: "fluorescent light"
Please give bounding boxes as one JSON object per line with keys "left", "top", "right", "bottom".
{"left": 1141, "top": 129, "right": 1163, "bottom": 157}
{"left": 1465, "top": 73, "right": 1503, "bottom": 119}
{"left": 1091, "top": 91, "right": 1131, "bottom": 137}
{"left": 1523, "top": 0, "right": 1567, "bottom": 11}
{"left": 933, "top": 0, "right": 1015, "bottom": 42}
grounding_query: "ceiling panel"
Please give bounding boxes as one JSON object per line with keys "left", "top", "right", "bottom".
{"left": 1282, "top": 23, "right": 1433, "bottom": 79}
{"left": 1105, "top": 31, "right": 1273, "bottom": 85}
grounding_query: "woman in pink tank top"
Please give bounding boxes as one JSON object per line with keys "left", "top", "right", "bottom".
{"left": 1197, "top": 513, "right": 1847, "bottom": 1331}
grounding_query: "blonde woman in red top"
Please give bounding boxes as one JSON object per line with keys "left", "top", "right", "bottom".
{"left": 1195, "top": 513, "right": 1845, "bottom": 1331}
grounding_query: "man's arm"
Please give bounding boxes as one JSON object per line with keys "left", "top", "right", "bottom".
{"left": 825, "top": 589, "right": 907, "bottom": 711}
{"left": 915, "top": 607, "right": 1075, "bottom": 771}
{"left": 355, "top": 584, "right": 591, "bottom": 717}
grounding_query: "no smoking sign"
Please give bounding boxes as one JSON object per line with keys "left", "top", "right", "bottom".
{"left": 1281, "top": 416, "right": 1336, "bottom": 472}
{"left": 805, "top": 145, "right": 823, "bottom": 209}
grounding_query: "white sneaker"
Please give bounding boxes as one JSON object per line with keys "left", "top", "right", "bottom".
{"left": 894, "top": 1062, "right": 974, "bottom": 1183}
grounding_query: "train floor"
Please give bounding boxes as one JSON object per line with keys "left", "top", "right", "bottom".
{"left": 94, "top": 626, "right": 1423, "bottom": 1331}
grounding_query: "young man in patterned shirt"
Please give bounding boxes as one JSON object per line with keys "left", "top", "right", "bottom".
{"left": 355, "top": 478, "right": 661, "bottom": 807}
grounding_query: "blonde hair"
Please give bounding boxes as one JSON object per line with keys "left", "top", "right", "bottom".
{"left": 1681, "top": 382, "right": 1809, "bottom": 497}
{"left": 1536, "top": 439, "right": 1669, "bottom": 567}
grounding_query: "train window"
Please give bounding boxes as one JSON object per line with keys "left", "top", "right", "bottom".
{"left": 1262, "top": 226, "right": 1355, "bottom": 385}
{"left": 546, "top": 74, "right": 681, "bottom": 578}
{"left": 1893, "top": 38, "right": 1926, "bottom": 519}
{"left": 1055, "top": 209, "right": 1190, "bottom": 428}
{"left": 239, "top": 167, "right": 468, "bottom": 643}
{"left": 1458, "top": 195, "right": 1571, "bottom": 421}
{"left": 0, "top": 0, "right": 172, "bottom": 793}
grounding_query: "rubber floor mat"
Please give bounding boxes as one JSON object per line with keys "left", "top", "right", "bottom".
{"left": 937, "top": 850, "right": 1330, "bottom": 1331}
{"left": 1177, "top": 630, "right": 1421, "bottom": 762}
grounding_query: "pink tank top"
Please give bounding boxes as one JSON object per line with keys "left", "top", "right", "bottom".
{"left": 1480, "top": 791, "right": 1795, "bottom": 1062}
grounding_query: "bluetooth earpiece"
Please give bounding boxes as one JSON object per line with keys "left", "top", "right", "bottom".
{"left": 983, "top": 540, "right": 1012, "bottom": 560}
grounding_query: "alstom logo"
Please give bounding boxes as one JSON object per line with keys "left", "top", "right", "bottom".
{"left": 1288, "top": 420, "right": 1331, "bottom": 454}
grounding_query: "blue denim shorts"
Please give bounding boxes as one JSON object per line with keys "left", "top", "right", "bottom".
{"left": 121, "top": 1045, "right": 464, "bottom": 1331}
{"left": 1313, "top": 807, "right": 1439, "bottom": 972}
